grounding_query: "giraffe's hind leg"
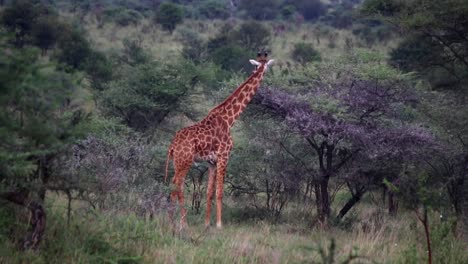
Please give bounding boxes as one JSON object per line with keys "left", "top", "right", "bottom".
{"left": 170, "top": 161, "right": 191, "bottom": 230}
{"left": 205, "top": 163, "right": 216, "bottom": 228}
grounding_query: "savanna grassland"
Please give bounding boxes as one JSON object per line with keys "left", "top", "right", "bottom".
{"left": 1, "top": 1, "right": 467, "bottom": 263}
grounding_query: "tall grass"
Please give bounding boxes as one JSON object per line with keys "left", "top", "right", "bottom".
{"left": 1, "top": 193, "right": 466, "bottom": 263}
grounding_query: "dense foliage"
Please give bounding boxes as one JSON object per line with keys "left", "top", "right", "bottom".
{"left": 0, "top": 0, "right": 467, "bottom": 262}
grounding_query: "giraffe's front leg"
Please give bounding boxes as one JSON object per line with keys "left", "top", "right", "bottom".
{"left": 205, "top": 163, "right": 216, "bottom": 228}
{"left": 215, "top": 157, "right": 229, "bottom": 229}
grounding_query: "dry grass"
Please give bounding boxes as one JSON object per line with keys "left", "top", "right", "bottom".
{"left": 3, "top": 192, "right": 466, "bottom": 264}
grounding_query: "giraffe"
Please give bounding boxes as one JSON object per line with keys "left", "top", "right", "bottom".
{"left": 165, "top": 51, "right": 274, "bottom": 229}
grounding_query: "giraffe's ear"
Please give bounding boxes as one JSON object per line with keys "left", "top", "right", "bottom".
{"left": 249, "top": 59, "right": 261, "bottom": 66}
{"left": 267, "top": 59, "right": 275, "bottom": 66}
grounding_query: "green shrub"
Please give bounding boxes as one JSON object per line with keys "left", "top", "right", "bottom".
{"left": 231, "top": 21, "right": 271, "bottom": 51}
{"left": 121, "top": 38, "right": 150, "bottom": 66}
{"left": 100, "top": 60, "right": 199, "bottom": 130}
{"left": 239, "top": 0, "right": 281, "bottom": 20}
{"left": 114, "top": 9, "right": 142, "bottom": 27}
{"left": 198, "top": 0, "right": 230, "bottom": 19}
{"left": 56, "top": 27, "right": 92, "bottom": 70}
{"left": 102, "top": 8, "right": 142, "bottom": 26}
{"left": 291, "top": 42, "right": 321, "bottom": 64}
{"left": 155, "top": 2, "right": 184, "bottom": 33}
{"left": 281, "top": 5, "right": 296, "bottom": 19}
{"left": 84, "top": 50, "right": 113, "bottom": 91}
{"left": 210, "top": 44, "right": 252, "bottom": 73}
{"left": 178, "top": 27, "right": 206, "bottom": 63}
{"left": 291, "top": 0, "right": 327, "bottom": 21}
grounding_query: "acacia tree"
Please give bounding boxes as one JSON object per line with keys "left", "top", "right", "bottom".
{"left": 254, "top": 53, "right": 435, "bottom": 225}
{"left": 0, "top": 39, "right": 89, "bottom": 249}
{"left": 362, "top": 0, "right": 468, "bottom": 238}
{"left": 362, "top": 0, "right": 468, "bottom": 88}
{"left": 99, "top": 59, "right": 200, "bottom": 132}
{"left": 226, "top": 117, "right": 308, "bottom": 218}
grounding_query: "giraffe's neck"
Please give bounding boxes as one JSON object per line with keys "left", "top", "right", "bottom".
{"left": 206, "top": 65, "right": 266, "bottom": 128}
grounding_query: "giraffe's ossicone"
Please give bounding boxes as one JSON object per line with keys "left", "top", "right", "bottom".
{"left": 165, "top": 52, "right": 274, "bottom": 229}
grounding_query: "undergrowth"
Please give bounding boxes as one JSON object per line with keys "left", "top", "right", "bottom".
{"left": 1, "top": 194, "right": 466, "bottom": 264}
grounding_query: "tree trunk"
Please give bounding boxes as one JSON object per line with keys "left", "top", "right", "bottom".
{"left": 23, "top": 202, "right": 46, "bottom": 250}
{"left": 462, "top": 164, "right": 468, "bottom": 241}
{"left": 303, "top": 179, "right": 311, "bottom": 203}
{"left": 266, "top": 179, "right": 271, "bottom": 211}
{"left": 314, "top": 183, "right": 321, "bottom": 219}
{"left": 381, "top": 186, "right": 387, "bottom": 206}
{"left": 337, "top": 189, "right": 365, "bottom": 219}
{"left": 0, "top": 191, "right": 46, "bottom": 250}
{"left": 415, "top": 207, "right": 432, "bottom": 264}
{"left": 388, "top": 191, "right": 398, "bottom": 216}
{"left": 317, "top": 177, "right": 330, "bottom": 227}
{"left": 66, "top": 190, "right": 72, "bottom": 226}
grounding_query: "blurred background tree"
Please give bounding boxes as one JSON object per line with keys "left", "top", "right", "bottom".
{"left": 155, "top": 2, "right": 184, "bottom": 33}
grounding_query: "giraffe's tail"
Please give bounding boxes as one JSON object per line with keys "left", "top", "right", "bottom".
{"left": 164, "top": 144, "right": 174, "bottom": 183}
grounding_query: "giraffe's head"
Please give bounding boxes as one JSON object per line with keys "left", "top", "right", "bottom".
{"left": 249, "top": 51, "right": 274, "bottom": 73}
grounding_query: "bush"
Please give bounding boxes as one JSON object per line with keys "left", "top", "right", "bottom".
{"left": 56, "top": 27, "right": 92, "bottom": 70}
{"left": 239, "top": 0, "right": 281, "bottom": 20}
{"left": 31, "top": 15, "right": 60, "bottom": 54}
{"left": 231, "top": 21, "right": 271, "bottom": 51}
{"left": 351, "top": 23, "right": 392, "bottom": 46}
{"left": 287, "top": 0, "right": 327, "bottom": 21}
{"left": 205, "top": 21, "right": 271, "bottom": 72}
{"left": 198, "top": 0, "right": 230, "bottom": 19}
{"left": 120, "top": 38, "right": 150, "bottom": 66}
{"left": 100, "top": 60, "right": 199, "bottom": 130}
{"left": 210, "top": 44, "right": 252, "bottom": 73}
{"left": 84, "top": 51, "right": 113, "bottom": 91}
{"left": 178, "top": 27, "right": 206, "bottom": 63}
{"left": 291, "top": 43, "right": 321, "bottom": 64}
{"left": 106, "top": 8, "right": 142, "bottom": 27}
{"left": 155, "top": 2, "right": 184, "bottom": 33}
{"left": 1, "top": 1, "right": 62, "bottom": 50}
{"left": 0, "top": 0, "right": 37, "bottom": 47}
{"left": 389, "top": 34, "right": 462, "bottom": 88}
{"left": 281, "top": 5, "right": 296, "bottom": 20}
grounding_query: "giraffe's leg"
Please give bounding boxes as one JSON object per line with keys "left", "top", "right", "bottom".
{"left": 215, "top": 158, "right": 228, "bottom": 229}
{"left": 170, "top": 163, "right": 191, "bottom": 229}
{"left": 205, "top": 163, "right": 216, "bottom": 228}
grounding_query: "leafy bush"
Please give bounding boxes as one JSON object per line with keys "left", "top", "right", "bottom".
{"left": 286, "top": 0, "right": 327, "bottom": 21}
{"left": 291, "top": 42, "right": 321, "bottom": 64}
{"left": 239, "top": 0, "right": 281, "bottom": 20}
{"left": 84, "top": 50, "right": 113, "bottom": 91}
{"left": 321, "top": 3, "right": 355, "bottom": 29}
{"left": 31, "top": 15, "right": 60, "bottom": 54}
{"left": 1, "top": 1, "right": 62, "bottom": 50}
{"left": 155, "top": 2, "right": 184, "bottom": 33}
{"left": 120, "top": 38, "right": 151, "bottom": 66}
{"left": 351, "top": 23, "right": 393, "bottom": 46}
{"left": 178, "top": 27, "right": 206, "bottom": 63}
{"left": 58, "top": 134, "right": 168, "bottom": 215}
{"left": 102, "top": 8, "right": 143, "bottom": 27}
{"left": 231, "top": 21, "right": 271, "bottom": 51}
{"left": 205, "top": 21, "right": 271, "bottom": 72}
{"left": 281, "top": 5, "right": 296, "bottom": 20}
{"left": 56, "top": 26, "right": 92, "bottom": 70}
{"left": 198, "top": 0, "right": 229, "bottom": 19}
{"left": 0, "top": 0, "right": 37, "bottom": 47}
{"left": 361, "top": 0, "right": 404, "bottom": 16}
{"left": 100, "top": 60, "right": 199, "bottom": 130}
{"left": 209, "top": 44, "right": 252, "bottom": 73}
